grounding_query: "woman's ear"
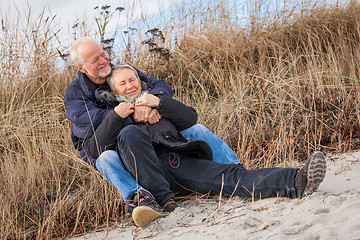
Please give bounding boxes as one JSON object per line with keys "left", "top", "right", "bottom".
{"left": 112, "top": 90, "right": 118, "bottom": 97}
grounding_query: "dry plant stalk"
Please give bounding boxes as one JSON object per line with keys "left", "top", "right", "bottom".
{"left": 1, "top": 0, "right": 360, "bottom": 239}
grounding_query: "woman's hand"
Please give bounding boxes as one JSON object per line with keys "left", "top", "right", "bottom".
{"left": 135, "top": 93, "right": 160, "bottom": 108}
{"left": 114, "top": 102, "right": 134, "bottom": 118}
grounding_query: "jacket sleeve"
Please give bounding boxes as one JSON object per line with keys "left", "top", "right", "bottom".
{"left": 64, "top": 84, "right": 112, "bottom": 140}
{"left": 136, "top": 68, "right": 173, "bottom": 97}
{"left": 155, "top": 96, "right": 198, "bottom": 131}
{"left": 83, "top": 110, "right": 125, "bottom": 159}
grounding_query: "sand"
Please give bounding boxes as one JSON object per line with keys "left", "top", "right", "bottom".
{"left": 70, "top": 151, "right": 360, "bottom": 240}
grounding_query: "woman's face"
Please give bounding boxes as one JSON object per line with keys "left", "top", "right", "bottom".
{"left": 112, "top": 68, "right": 142, "bottom": 98}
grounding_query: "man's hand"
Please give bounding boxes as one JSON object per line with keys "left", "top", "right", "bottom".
{"left": 148, "top": 109, "right": 162, "bottom": 124}
{"left": 114, "top": 102, "right": 134, "bottom": 118}
{"left": 134, "top": 105, "right": 151, "bottom": 122}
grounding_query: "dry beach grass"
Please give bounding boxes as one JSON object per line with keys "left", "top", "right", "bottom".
{"left": 1, "top": 0, "right": 360, "bottom": 239}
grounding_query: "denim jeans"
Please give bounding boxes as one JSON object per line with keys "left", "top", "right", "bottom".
{"left": 117, "top": 125, "right": 298, "bottom": 206}
{"left": 95, "top": 124, "right": 239, "bottom": 202}
{"left": 180, "top": 124, "right": 240, "bottom": 164}
{"left": 95, "top": 150, "right": 146, "bottom": 204}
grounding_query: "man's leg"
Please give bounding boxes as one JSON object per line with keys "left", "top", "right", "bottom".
{"left": 117, "top": 125, "right": 174, "bottom": 207}
{"left": 96, "top": 150, "right": 144, "bottom": 203}
{"left": 180, "top": 124, "right": 240, "bottom": 164}
{"left": 164, "top": 152, "right": 298, "bottom": 199}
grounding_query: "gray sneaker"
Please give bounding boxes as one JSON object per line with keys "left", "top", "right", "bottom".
{"left": 130, "top": 190, "right": 168, "bottom": 227}
{"left": 163, "top": 198, "right": 178, "bottom": 213}
{"left": 295, "top": 151, "right": 327, "bottom": 198}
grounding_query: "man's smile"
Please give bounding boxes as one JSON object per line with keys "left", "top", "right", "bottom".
{"left": 97, "top": 64, "right": 109, "bottom": 71}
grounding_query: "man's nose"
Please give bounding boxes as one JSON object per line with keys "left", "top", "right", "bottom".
{"left": 100, "top": 55, "right": 108, "bottom": 63}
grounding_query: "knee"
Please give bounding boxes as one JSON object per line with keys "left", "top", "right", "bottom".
{"left": 181, "top": 123, "right": 208, "bottom": 139}
{"left": 118, "top": 125, "right": 150, "bottom": 146}
{"left": 96, "top": 150, "right": 120, "bottom": 171}
{"left": 190, "top": 123, "right": 207, "bottom": 133}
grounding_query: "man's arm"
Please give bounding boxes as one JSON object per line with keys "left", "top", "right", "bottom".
{"left": 135, "top": 68, "right": 173, "bottom": 97}
{"left": 83, "top": 101, "right": 137, "bottom": 159}
{"left": 64, "top": 84, "right": 112, "bottom": 140}
{"left": 147, "top": 77, "right": 173, "bottom": 96}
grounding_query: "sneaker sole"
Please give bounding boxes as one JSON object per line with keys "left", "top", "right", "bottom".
{"left": 303, "top": 152, "right": 327, "bottom": 197}
{"left": 132, "top": 206, "right": 168, "bottom": 228}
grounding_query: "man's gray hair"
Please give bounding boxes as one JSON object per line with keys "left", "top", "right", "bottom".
{"left": 70, "top": 37, "right": 98, "bottom": 66}
{"left": 107, "top": 64, "right": 140, "bottom": 94}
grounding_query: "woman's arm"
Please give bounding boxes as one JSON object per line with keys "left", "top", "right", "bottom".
{"left": 135, "top": 94, "right": 197, "bottom": 131}
{"left": 83, "top": 102, "right": 135, "bottom": 159}
{"left": 156, "top": 96, "right": 197, "bottom": 131}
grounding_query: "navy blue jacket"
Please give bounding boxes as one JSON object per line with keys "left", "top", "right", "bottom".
{"left": 64, "top": 68, "right": 173, "bottom": 164}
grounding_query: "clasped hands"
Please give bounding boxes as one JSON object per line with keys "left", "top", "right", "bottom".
{"left": 114, "top": 93, "right": 162, "bottom": 124}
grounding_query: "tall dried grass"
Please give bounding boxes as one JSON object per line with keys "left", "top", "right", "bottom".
{"left": 1, "top": 0, "right": 360, "bottom": 239}
{"left": 129, "top": 0, "right": 360, "bottom": 167}
{"left": 0, "top": 9, "right": 126, "bottom": 240}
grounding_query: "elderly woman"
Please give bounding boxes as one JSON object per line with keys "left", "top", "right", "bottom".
{"left": 85, "top": 64, "right": 326, "bottom": 227}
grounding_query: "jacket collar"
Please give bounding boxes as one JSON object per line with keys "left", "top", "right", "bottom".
{"left": 78, "top": 71, "right": 109, "bottom": 100}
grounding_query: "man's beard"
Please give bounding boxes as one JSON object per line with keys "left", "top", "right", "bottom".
{"left": 85, "top": 65, "right": 111, "bottom": 79}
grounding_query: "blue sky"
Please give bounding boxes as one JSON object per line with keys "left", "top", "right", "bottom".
{"left": 1, "top": 0, "right": 347, "bottom": 36}
{"left": 2, "top": 0, "right": 350, "bottom": 31}
{"left": 0, "top": 0, "right": 182, "bottom": 34}
{"left": 0, "top": 0, "right": 348, "bottom": 55}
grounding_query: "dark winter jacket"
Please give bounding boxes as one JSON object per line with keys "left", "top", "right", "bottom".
{"left": 86, "top": 87, "right": 213, "bottom": 162}
{"left": 64, "top": 68, "right": 173, "bottom": 164}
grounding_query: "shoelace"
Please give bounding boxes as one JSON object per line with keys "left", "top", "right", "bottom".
{"left": 129, "top": 189, "right": 149, "bottom": 208}
{"left": 163, "top": 198, "right": 175, "bottom": 208}
{"left": 168, "top": 152, "right": 180, "bottom": 168}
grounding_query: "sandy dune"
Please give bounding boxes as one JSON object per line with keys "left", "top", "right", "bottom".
{"left": 70, "top": 151, "right": 360, "bottom": 240}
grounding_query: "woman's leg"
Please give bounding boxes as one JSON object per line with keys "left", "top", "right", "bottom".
{"left": 96, "top": 150, "right": 169, "bottom": 227}
{"left": 117, "top": 125, "right": 174, "bottom": 206}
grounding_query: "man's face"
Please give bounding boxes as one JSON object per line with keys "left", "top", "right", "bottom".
{"left": 77, "top": 41, "right": 111, "bottom": 80}
{"left": 113, "top": 68, "right": 142, "bottom": 98}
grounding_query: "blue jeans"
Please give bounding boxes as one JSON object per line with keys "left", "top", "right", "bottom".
{"left": 95, "top": 124, "right": 249, "bottom": 202}
{"left": 95, "top": 150, "right": 146, "bottom": 204}
{"left": 180, "top": 124, "right": 240, "bottom": 164}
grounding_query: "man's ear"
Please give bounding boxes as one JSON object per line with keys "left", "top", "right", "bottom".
{"left": 76, "top": 65, "right": 87, "bottom": 74}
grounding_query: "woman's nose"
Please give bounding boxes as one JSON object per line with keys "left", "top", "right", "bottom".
{"left": 126, "top": 83, "right": 133, "bottom": 90}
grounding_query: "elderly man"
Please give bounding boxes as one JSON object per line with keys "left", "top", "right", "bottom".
{"left": 64, "top": 37, "right": 242, "bottom": 227}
